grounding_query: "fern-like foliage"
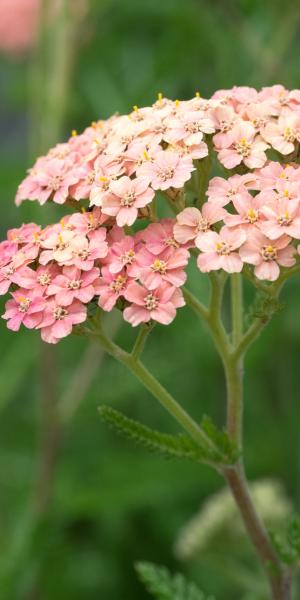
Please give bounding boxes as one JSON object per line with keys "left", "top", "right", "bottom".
{"left": 98, "top": 406, "right": 240, "bottom": 466}
{"left": 135, "top": 561, "right": 214, "bottom": 600}
{"left": 98, "top": 406, "right": 211, "bottom": 463}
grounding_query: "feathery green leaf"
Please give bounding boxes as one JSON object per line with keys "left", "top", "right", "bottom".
{"left": 98, "top": 406, "right": 213, "bottom": 463}
{"left": 135, "top": 561, "right": 214, "bottom": 600}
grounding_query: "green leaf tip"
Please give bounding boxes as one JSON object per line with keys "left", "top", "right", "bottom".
{"left": 135, "top": 561, "right": 215, "bottom": 600}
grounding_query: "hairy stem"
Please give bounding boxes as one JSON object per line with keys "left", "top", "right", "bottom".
{"left": 185, "top": 270, "right": 292, "bottom": 598}
{"left": 225, "top": 275, "right": 291, "bottom": 599}
{"left": 224, "top": 465, "right": 291, "bottom": 600}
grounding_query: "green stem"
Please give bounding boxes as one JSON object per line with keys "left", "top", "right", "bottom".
{"left": 224, "top": 357, "right": 244, "bottom": 448}
{"left": 183, "top": 276, "right": 231, "bottom": 365}
{"left": 226, "top": 274, "right": 244, "bottom": 446}
{"left": 234, "top": 316, "right": 268, "bottom": 360}
{"left": 207, "top": 273, "right": 231, "bottom": 359}
{"left": 131, "top": 324, "right": 153, "bottom": 359}
{"left": 230, "top": 273, "right": 243, "bottom": 346}
{"left": 182, "top": 287, "right": 209, "bottom": 321}
{"left": 224, "top": 275, "right": 291, "bottom": 599}
{"left": 90, "top": 325, "right": 216, "bottom": 453}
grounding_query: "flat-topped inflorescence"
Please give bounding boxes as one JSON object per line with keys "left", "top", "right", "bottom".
{"left": 3, "top": 85, "right": 300, "bottom": 342}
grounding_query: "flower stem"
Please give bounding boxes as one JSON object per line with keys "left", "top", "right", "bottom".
{"left": 226, "top": 274, "right": 244, "bottom": 446}
{"left": 230, "top": 273, "right": 243, "bottom": 346}
{"left": 224, "top": 274, "right": 291, "bottom": 599}
{"left": 182, "top": 287, "right": 209, "bottom": 321}
{"left": 223, "top": 464, "right": 291, "bottom": 600}
{"left": 90, "top": 325, "right": 216, "bottom": 453}
{"left": 131, "top": 323, "right": 154, "bottom": 359}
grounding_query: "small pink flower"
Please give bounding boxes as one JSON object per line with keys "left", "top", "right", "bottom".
{"left": 33, "top": 264, "right": 61, "bottom": 295}
{"left": 123, "top": 139, "right": 161, "bottom": 176}
{"left": 68, "top": 208, "right": 108, "bottom": 237}
{"left": 89, "top": 158, "right": 124, "bottom": 207}
{"left": 212, "top": 105, "right": 237, "bottom": 147}
{"left": 97, "top": 267, "right": 128, "bottom": 311}
{"left": 244, "top": 101, "right": 277, "bottom": 133}
{"left": 66, "top": 229, "right": 108, "bottom": 270}
{"left": 38, "top": 299, "right": 87, "bottom": 343}
{"left": 26, "top": 158, "right": 80, "bottom": 205}
{"left": 239, "top": 230, "right": 295, "bottom": 280}
{"left": 123, "top": 282, "right": 185, "bottom": 326}
{"left": 105, "top": 235, "right": 137, "bottom": 276}
{"left": 2, "top": 288, "right": 45, "bottom": 331}
{"left": 139, "top": 219, "right": 181, "bottom": 255}
{"left": 206, "top": 174, "right": 256, "bottom": 207}
{"left": 0, "top": 240, "right": 18, "bottom": 268}
{"left": 174, "top": 204, "right": 226, "bottom": 245}
{"left": 259, "top": 85, "right": 300, "bottom": 112}
{"left": 259, "top": 198, "right": 300, "bottom": 240}
{"left": 217, "top": 121, "right": 269, "bottom": 169}
{"left": 69, "top": 162, "right": 96, "bottom": 200}
{"left": 165, "top": 110, "right": 215, "bottom": 146}
{"left": 132, "top": 247, "right": 189, "bottom": 289}
{"left": 137, "top": 151, "right": 195, "bottom": 191}
{"left": 40, "top": 229, "right": 76, "bottom": 265}
{"left": 47, "top": 266, "right": 101, "bottom": 306}
{"left": 197, "top": 227, "right": 246, "bottom": 273}
{"left": 254, "top": 161, "right": 300, "bottom": 190}
{"left": 7, "top": 223, "right": 41, "bottom": 245}
{"left": 263, "top": 112, "right": 300, "bottom": 155}
{"left": 0, "top": 263, "right": 36, "bottom": 295}
{"left": 223, "top": 191, "right": 265, "bottom": 230}
{"left": 102, "top": 176, "right": 154, "bottom": 226}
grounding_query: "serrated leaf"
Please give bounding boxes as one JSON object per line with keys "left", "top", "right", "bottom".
{"left": 98, "top": 406, "right": 211, "bottom": 463}
{"left": 135, "top": 561, "right": 214, "bottom": 600}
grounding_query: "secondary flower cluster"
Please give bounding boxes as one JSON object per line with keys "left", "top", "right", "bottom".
{"left": 177, "top": 162, "right": 300, "bottom": 280}
{"left": 2, "top": 85, "right": 300, "bottom": 342}
{"left": 0, "top": 212, "right": 187, "bottom": 342}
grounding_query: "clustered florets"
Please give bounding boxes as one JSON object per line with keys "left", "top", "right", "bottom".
{"left": 2, "top": 85, "right": 300, "bottom": 342}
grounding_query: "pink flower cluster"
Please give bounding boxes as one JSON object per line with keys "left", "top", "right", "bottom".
{"left": 0, "top": 211, "right": 187, "bottom": 342}
{"left": 16, "top": 84, "right": 300, "bottom": 210}
{"left": 175, "top": 163, "right": 300, "bottom": 280}
{"left": 3, "top": 85, "right": 300, "bottom": 342}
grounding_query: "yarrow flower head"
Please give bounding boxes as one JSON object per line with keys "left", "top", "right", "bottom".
{"left": 3, "top": 85, "right": 300, "bottom": 342}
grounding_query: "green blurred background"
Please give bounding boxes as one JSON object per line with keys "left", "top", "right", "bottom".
{"left": 1, "top": 1, "right": 300, "bottom": 598}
